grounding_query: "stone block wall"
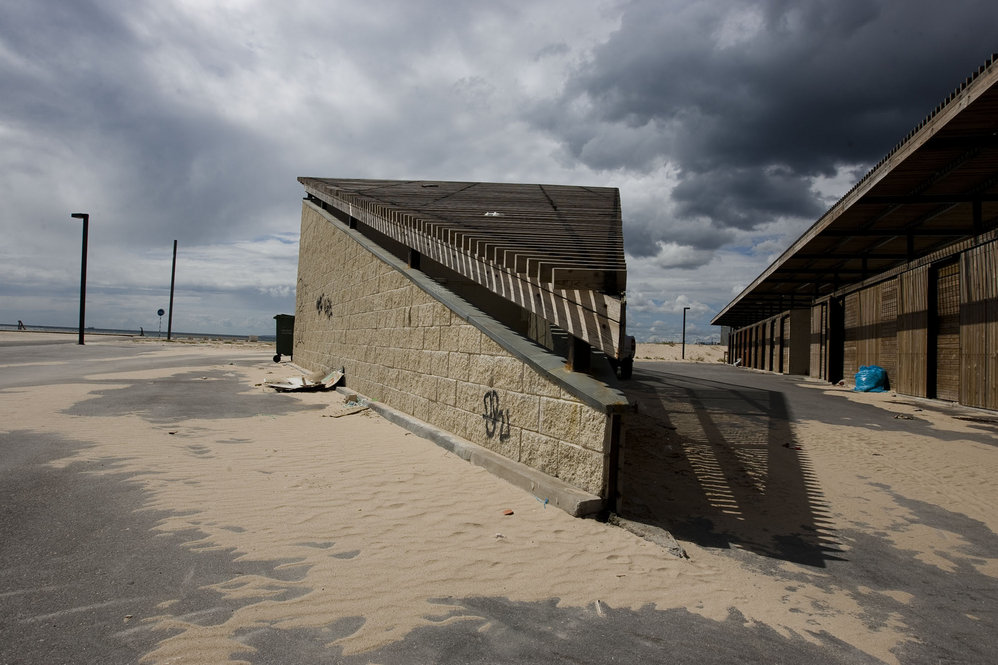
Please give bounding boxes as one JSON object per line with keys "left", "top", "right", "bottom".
{"left": 294, "top": 202, "right": 623, "bottom": 497}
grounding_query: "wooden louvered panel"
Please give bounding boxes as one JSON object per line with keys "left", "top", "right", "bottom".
{"left": 810, "top": 302, "right": 827, "bottom": 380}
{"left": 843, "top": 292, "right": 859, "bottom": 375}
{"left": 898, "top": 267, "right": 929, "bottom": 397}
{"left": 781, "top": 315, "right": 790, "bottom": 373}
{"left": 879, "top": 279, "right": 899, "bottom": 382}
{"left": 934, "top": 262, "right": 961, "bottom": 401}
{"left": 858, "top": 288, "right": 879, "bottom": 368}
{"left": 961, "top": 241, "right": 998, "bottom": 409}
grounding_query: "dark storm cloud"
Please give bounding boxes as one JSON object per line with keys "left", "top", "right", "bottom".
{"left": 671, "top": 166, "right": 823, "bottom": 231}
{"left": 623, "top": 207, "right": 735, "bottom": 258}
{"left": 539, "top": 0, "right": 998, "bottom": 245}
{"left": 0, "top": 0, "right": 286, "bottom": 248}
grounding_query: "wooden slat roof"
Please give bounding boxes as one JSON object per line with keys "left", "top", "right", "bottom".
{"left": 298, "top": 178, "right": 629, "bottom": 359}
{"left": 713, "top": 54, "right": 998, "bottom": 329}
{"left": 298, "top": 179, "right": 626, "bottom": 293}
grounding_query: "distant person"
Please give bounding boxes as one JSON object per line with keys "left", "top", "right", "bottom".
{"left": 17, "top": 320, "right": 25, "bottom": 330}
{"left": 140, "top": 326, "right": 144, "bottom": 336}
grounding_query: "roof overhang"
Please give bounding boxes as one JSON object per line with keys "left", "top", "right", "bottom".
{"left": 713, "top": 55, "right": 998, "bottom": 329}
{"left": 299, "top": 178, "right": 630, "bottom": 358}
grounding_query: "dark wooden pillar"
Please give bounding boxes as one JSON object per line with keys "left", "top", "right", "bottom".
{"left": 568, "top": 336, "right": 591, "bottom": 372}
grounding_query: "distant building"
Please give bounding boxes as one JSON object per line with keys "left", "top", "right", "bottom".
{"left": 713, "top": 55, "right": 998, "bottom": 411}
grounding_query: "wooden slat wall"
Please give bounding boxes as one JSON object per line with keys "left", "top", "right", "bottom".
{"left": 771, "top": 319, "right": 778, "bottom": 370}
{"left": 810, "top": 302, "right": 827, "bottom": 380}
{"left": 765, "top": 320, "right": 773, "bottom": 370}
{"left": 743, "top": 326, "right": 751, "bottom": 367}
{"left": 838, "top": 279, "right": 900, "bottom": 386}
{"left": 729, "top": 239, "right": 995, "bottom": 406}
{"left": 898, "top": 266, "right": 929, "bottom": 397}
{"left": 986, "top": 245, "right": 996, "bottom": 409}
{"left": 879, "top": 279, "right": 899, "bottom": 382}
{"left": 960, "top": 241, "right": 998, "bottom": 409}
{"left": 765, "top": 320, "right": 772, "bottom": 369}
{"left": 753, "top": 323, "right": 760, "bottom": 369}
{"left": 843, "top": 292, "right": 859, "bottom": 375}
{"left": 858, "top": 288, "right": 878, "bottom": 368}
{"left": 781, "top": 314, "right": 791, "bottom": 373}
{"left": 935, "top": 262, "right": 961, "bottom": 401}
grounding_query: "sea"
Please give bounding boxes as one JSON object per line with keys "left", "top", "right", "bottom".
{"left": 0, "top": 323, "right": 275, "bottom": 343}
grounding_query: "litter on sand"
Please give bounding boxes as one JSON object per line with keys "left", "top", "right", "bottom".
{"left": 266, "top": 370, "right": 344, "bottom": 393}
{"left": 323, "top": 405, "right": 369, "bottom": 418}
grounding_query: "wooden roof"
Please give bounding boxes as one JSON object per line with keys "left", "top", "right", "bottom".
{"left": 299, "top": 178, "right": 628, "bottom": 358}
{"left": 713, "top": 54, "right": 998, "bottom": 329}
{"left": 299, "top": 179, "right": 626, "bottom": 292}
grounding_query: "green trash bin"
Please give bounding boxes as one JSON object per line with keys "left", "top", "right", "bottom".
{"left": 273, "top": 314, "right": 294, "bottom": 363}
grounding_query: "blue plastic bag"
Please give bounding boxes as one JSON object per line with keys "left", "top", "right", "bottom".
{"left": 854, "top": 365, "right": 888, "bottom": 392}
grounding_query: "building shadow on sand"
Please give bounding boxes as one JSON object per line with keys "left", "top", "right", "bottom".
{"left": 617, "top": 367, "right": 844, "bottom": 568}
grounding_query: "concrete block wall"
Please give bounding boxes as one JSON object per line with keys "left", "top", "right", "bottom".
{"left": 294, "top": 202, "right": 624, "bottom": 497}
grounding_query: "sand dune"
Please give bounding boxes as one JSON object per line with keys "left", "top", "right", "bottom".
{"left": 635, "top": 343, "right": 727, "bottom": 363}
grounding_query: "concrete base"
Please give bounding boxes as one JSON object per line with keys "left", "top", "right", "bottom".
{"left": 335, "top": 386, "right": 605, "bottom": 518}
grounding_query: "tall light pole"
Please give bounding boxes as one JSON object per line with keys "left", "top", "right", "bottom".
{"left": 70, "top": 213, "right": 89, "bottom": 345}
{"left": 681, "top": 306, "right": 691, "bottom": 359}
{"left": 167, "top": 240, "right": 177, "bottom": 340}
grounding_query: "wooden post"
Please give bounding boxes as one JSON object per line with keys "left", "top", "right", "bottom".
{"left": 568, "top": 336, "right": 591, "bottom": 372}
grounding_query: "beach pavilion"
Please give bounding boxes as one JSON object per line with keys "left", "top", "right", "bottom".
{"left": 712, "top": 55, "right": 998, "bottom": 412}
{"left": 293, "top": 178, "right": 631, "bottom": 514}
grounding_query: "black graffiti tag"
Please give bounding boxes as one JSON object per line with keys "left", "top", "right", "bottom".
{"left": 482, "top": 390, "right": 511, "bottom": 442}
{"left": 315, "top": 294, "right": 333, "bottom": 319}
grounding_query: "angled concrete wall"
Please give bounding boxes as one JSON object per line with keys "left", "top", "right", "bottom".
{"left": 294, "top": 201, "right": 629, "bottom": 499}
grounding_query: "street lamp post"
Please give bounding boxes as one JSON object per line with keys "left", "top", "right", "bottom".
{"left": 681, "top": 306, "right": 691, "bottom": 359}
{"left": 167, "top": 240, "right": 177, "bottom": 340}
{"left": 70, "top": 213, "right": 89, "bottom": 345}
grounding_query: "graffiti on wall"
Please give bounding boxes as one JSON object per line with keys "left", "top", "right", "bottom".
{"left": 482, "top": 390, "right": 511, "bottom": 441}
{"left": 315, "top": 293, "right": 333, "bottom": 319}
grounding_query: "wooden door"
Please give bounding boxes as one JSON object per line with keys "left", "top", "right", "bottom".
{"left": 933, "top": 262, "right": 961, "bottom": 401}
{"left": 781, "top": 315, "right": 790, "bottom": 373}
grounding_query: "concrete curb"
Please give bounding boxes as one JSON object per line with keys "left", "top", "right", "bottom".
{"left": 335, "top": 386, "right": 605, "bottom": 518}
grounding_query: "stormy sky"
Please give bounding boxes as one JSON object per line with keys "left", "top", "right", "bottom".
{"left": 1, "top": 0, "right": 994, "bottom": 340}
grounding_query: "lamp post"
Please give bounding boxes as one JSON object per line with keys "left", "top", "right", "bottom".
{"left": 681, "top": 306, "right": 691, "bottom": 359}
{"left": 70, "top": 213, "right": 89, "bottom": 345}
{"left": 167, "top": 240, "right": 177, "bottom": 340}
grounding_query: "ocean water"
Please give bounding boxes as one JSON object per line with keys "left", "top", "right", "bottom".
{"left": 0, "top": 323, "right": 275, "bottom": 343}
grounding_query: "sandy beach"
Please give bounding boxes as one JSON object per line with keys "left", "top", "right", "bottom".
{"left": 2, "top": 332, "right": 996, "bottom": 663}
{"left": 634, "top": 342, "right": 727, "bottom": 363}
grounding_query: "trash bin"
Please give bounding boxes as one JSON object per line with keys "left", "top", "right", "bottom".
{"left": 273, "top": 314, "right": 295, "bottom": 363}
